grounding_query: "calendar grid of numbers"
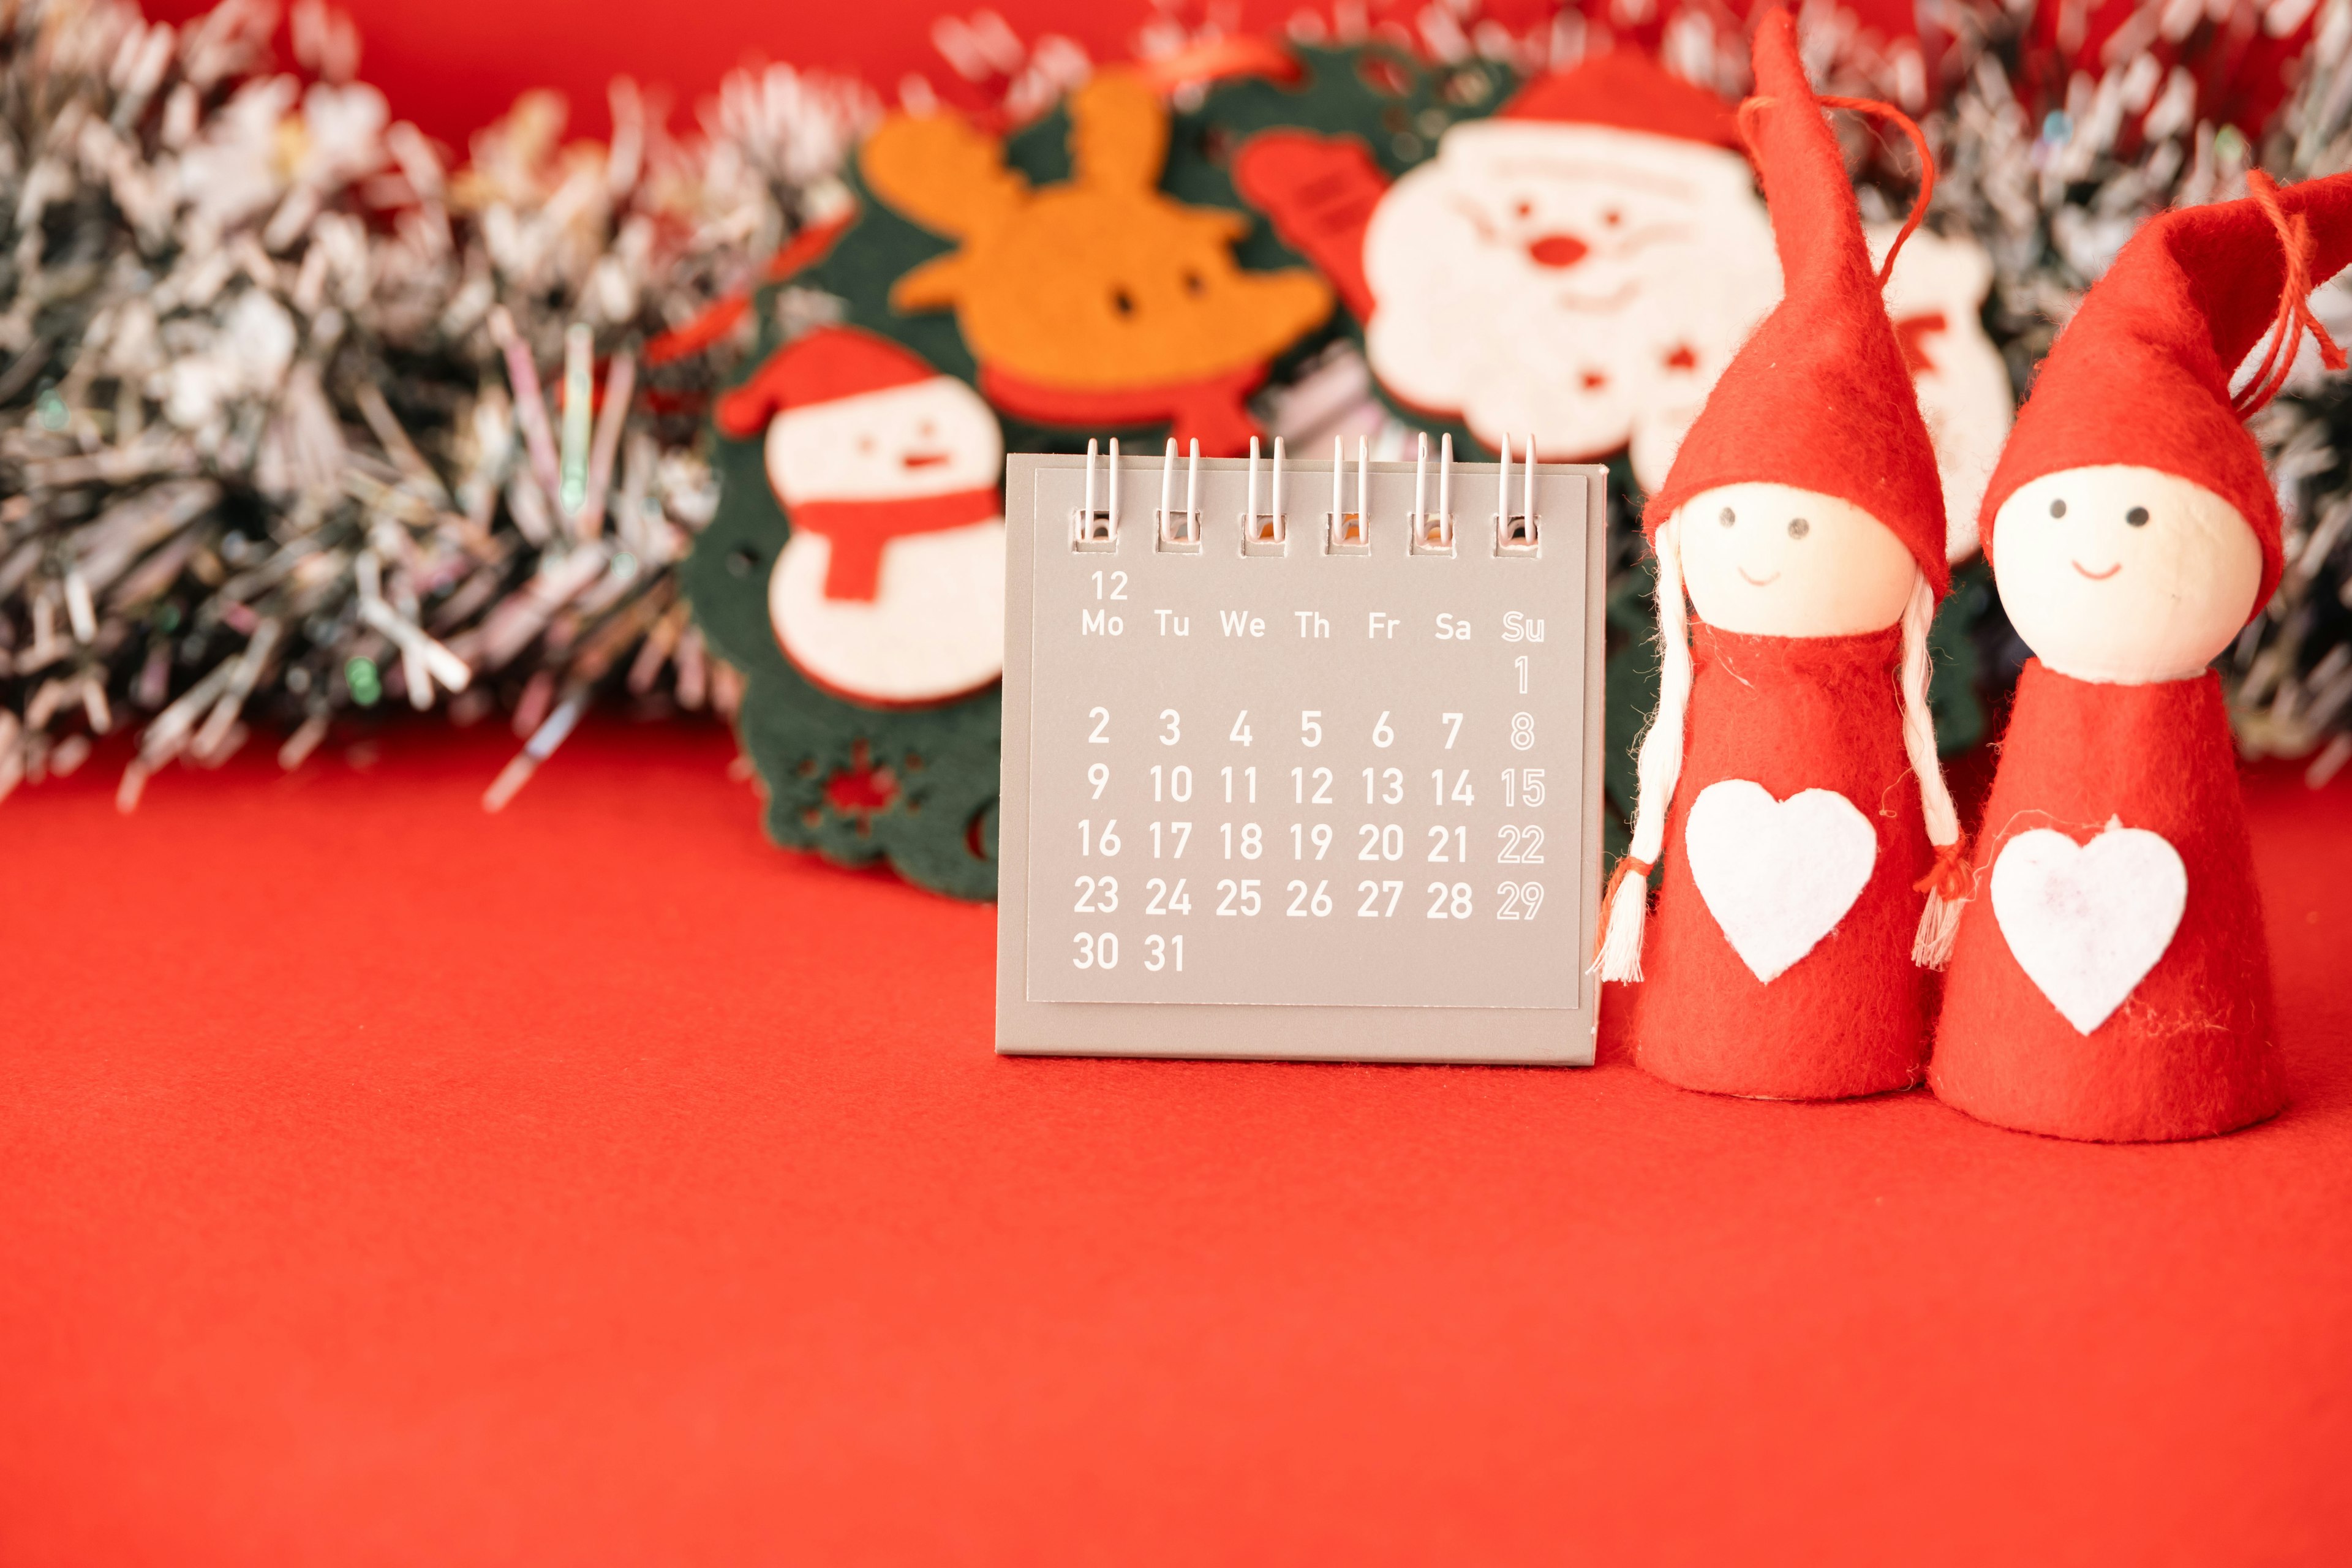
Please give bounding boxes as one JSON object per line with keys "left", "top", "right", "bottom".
{"left": 997, "top": 450, "right": 1607, "bottom": 1065}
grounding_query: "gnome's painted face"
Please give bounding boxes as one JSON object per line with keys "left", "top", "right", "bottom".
{"left": 1677, "top": 483, "right": 1918, "bottom": 637}
{"left": 1362, "top": 121, "right": 1775, "bottom": 464}
{"left": 764, "top": 379, "right": 1003, "bottom": 507}
{"left": 1991, "top": 465, "right": 2264, "bottom": 684}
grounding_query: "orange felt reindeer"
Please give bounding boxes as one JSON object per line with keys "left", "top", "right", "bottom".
{"left": 860, "top": 70, "right": 1332, "bottom": 453}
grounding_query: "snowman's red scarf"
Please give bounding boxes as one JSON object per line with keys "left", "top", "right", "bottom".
{"left": 790, "top": 487, "right": 999, "bottom": 601}
{"left": 979, "top": 364, "right": 1265, "bottom": 456}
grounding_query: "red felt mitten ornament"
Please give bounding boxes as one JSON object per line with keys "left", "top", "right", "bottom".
{"left": 1929, "top": 168, "right": 2352, "bottom": 1141}
{"left": 1596, "top": 9, "right": 1964, "bottom": 1101}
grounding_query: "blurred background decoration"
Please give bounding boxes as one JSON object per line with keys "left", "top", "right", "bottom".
{"left": 4, "top": 0, "right": 2351, "bottom": 837}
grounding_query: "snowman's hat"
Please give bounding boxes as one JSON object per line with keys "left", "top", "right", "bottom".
{"left": 1640, "top": 7, "right": 1947, "bottom": 593}
{"left": 1499, "top": 46, "right": 1740, "bottom": 152}
{"left": 1980, "top": 169, "right": 2352, "bottom": 614}
{"left": 717, "top": 326, "right": 943, "bottom": 440}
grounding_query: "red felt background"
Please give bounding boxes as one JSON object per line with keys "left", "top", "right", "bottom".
{"left": 140, "top": 0, "right": 1924, "bottom": 145}
{"left": 4, "top": 720, "right": 2351, "bottom": 1563}
{"left": 10, "top": 3, "right": 2352, "bottom": 1559}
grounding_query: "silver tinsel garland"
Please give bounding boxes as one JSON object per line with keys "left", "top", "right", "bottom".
{"left": 0, "top": 0, "right": 875, "bottom": 804}
{"left": 6, "top": 0, "right": 2352, "bottom": 810}
{"left": 1912, "top": 0, "right": 2352, "bottom": 786}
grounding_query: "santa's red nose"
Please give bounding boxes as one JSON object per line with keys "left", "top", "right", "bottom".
{"left": 1526, "top": 233, "right": 1589, "bottom": 269}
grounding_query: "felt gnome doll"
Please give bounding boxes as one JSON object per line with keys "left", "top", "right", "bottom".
{"left": 1929, "top": 169, "right": 2352, "bottom": 1142}
{"left": 1596, "top": 9, "right": 1966, "bottom": 1101}
{"left": 716, "top": 326, "right": 1006, "bottom": 707}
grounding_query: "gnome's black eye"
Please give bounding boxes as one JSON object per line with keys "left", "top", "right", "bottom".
{"left": 2126, "top": 506, "right": 2150, "bottom": 527}
{"left": 2049, "top": 498, "right": 2067, "bottom": 518}
{"left": 1111, "top": 287, "right": 1134, "bottom": 316}
{"left": 1787, "top": 517, "right": 1811, "bottom": 539}
{"left": 1718, "top": 507, "right": 1736, "bottom": 527}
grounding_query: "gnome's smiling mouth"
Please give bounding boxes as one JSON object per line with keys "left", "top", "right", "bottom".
{"left": 2071, "top": 559, "right": 2122, "bottom": 581}
{"left": 1737, "top": 566, "right": 1781, "bottom": 586}
{"left": 900, "top": 450, "right": 951, "bottom": 470}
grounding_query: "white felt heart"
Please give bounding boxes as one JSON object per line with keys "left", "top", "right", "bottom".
{"left": 1990, "top": 819, "right": 2187, "bottom": 1035}
{"left": 1685, "top": 780, "right": 1878, "bottom": 983}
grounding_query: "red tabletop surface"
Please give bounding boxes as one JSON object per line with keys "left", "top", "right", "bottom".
{"left": 3, "top": 720, "right": 2348, "bottom": 1563}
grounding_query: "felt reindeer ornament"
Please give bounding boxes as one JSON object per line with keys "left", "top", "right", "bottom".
{"left": 1929, "top": 170, "right": 2352, "bottom": 1142}
{"left": 1596, "top": 9, "right": 1964, "bottom": 1101}
{"left": 859, "top": 69, "right": 1332, "bottom": 454}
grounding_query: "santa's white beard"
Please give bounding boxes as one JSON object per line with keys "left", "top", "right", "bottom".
{"left": 1363, "top": 195, "right": 1775, "bottom": 467}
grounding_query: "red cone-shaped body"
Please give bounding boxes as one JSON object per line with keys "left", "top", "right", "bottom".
{"left": 1931, "top": 665, "right": 2281, "bottom": 1140}
{"left": 1979, "top": 170, "right": 2352, "bottom": 610}
{"left": 1631, "top": 625, "right": 1934, "bottom": 1098}
{"left": 1642, "top": 8, "right": 1948, "bottom": 594}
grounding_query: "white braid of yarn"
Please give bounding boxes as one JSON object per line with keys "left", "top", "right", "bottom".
{"left": 1593, "top": 518, "right": 1692, "bottom": 983}
{"left": 1900, "top": 570, "right": 1967, "bottom": 968}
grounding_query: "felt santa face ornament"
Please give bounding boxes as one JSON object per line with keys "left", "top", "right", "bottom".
{"left": 1238, "top": 50, "right": 1773, "bottom": 473}
{"left": 1929, "top": 168, "right": 2352, "bottom": 1142}
{"left": 716, "top": 326, "right": 1006, "bottom": 707}
{"left": 1594, "top": 9, "right": 1964, "bottom": 1102}
{"left": 1231, "top": 47, "right": 2012, "bottom": 562}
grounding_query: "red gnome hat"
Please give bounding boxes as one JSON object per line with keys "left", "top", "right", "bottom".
{"left": 1499, "top": 47, "right": 1742, "bottom": 151}
{"left": 1979, "top": 169, "right": 2352, "bottom": 614}
{"left": 716, "top": 326, "right": 939, "bottom": 442}
{"left": 1642, "top": 8, "right": 1948, "bottom": 595}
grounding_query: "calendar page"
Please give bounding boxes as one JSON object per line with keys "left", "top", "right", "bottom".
{"left": 998, "top": 448, "right": 1607, "bottom": 1064}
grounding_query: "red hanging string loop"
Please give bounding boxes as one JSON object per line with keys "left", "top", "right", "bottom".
{"left": 1819, "top": 95, "right": 1935, "bottom": 287}
{"left": 1734, "top": 92, "right": 1773, "bottom": 156}
{"left": 1736, "top": 91, "right": 1937, "bottom": 289}
{"left": 1912, "top": 837, "right": 1975, "bottom": 901}
{"left": 2231, "top": 168, "right": 2348, "bottom": 421}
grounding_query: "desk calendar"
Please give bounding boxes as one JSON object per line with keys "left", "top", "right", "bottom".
{"left": 997, "top": 440, "right": 1608, "bottom": 1064}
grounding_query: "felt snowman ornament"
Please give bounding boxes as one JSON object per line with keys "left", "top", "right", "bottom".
{"left": 1929, "top": 169, "right": 2352, "bottom": 1142}
{"left": 1594, "top": 10, "right": 1965, "bottom": 1102}
{"left": 714, "top": 326, "right": 1005, "bottom": 707}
